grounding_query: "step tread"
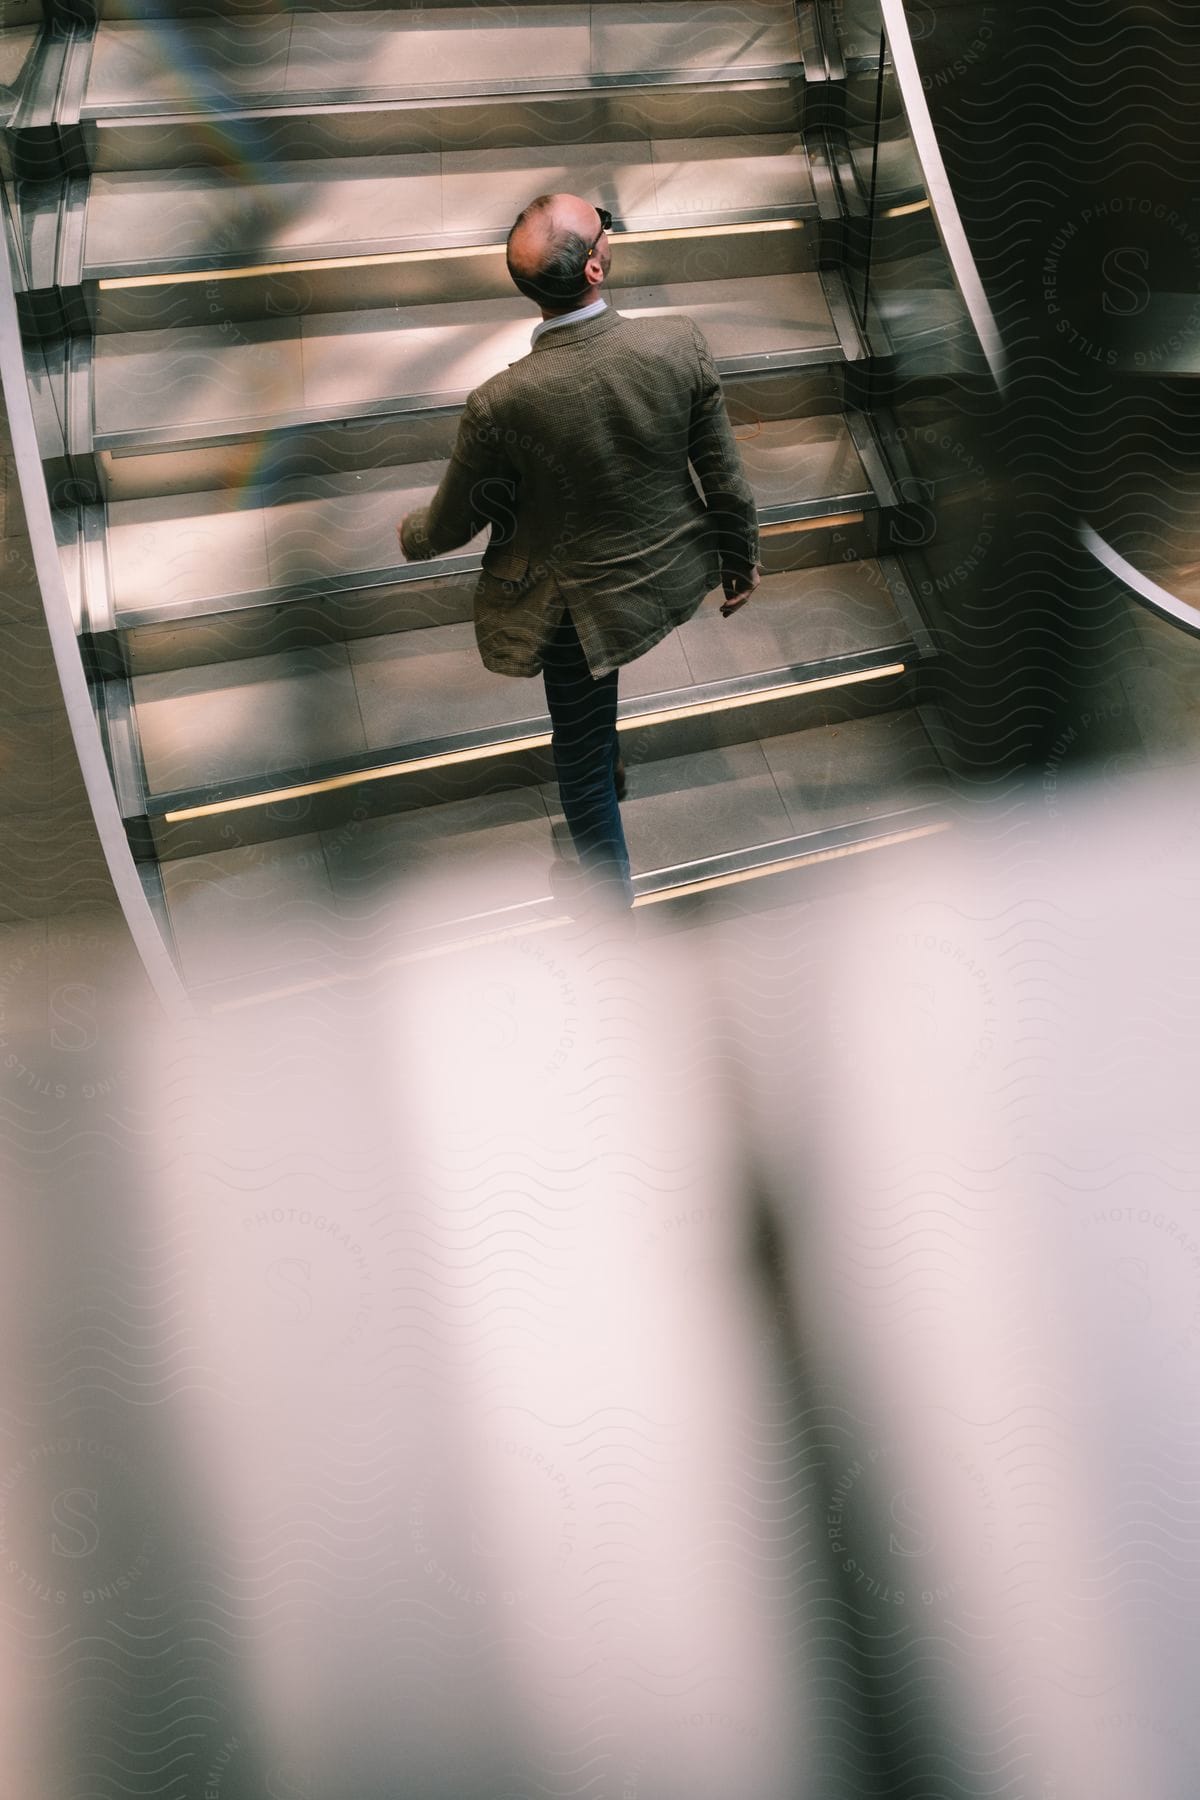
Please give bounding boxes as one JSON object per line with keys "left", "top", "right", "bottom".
{"left": 92, "top": 272, "right": 840, "bottom": 448}
{"left": 156, "top": 706, "right": 947, "bottom": 988}
{"left": 83, "top": 133, "right": 816, "bottom": 276}
{"left": 102, "top": 406, "right": 872, "bottom": 628}
{"left": 128, "top": 560, "right": 914, "bottom": 799}
{"left": 85, "top": 3, "right": 803, "bottom": 115}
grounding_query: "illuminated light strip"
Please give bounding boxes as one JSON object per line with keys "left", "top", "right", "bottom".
{"left": 760, "top": 512, "right": 864, "bottom": 534}
{"left": 163, "top": 732, "right": 553, "bottom": 821}
{"left": 98, "top": 220, "right": 809, "bottom": 292}
{"left": 881, "top": 199, "right": 932, "bottom": 219}
{"left": 621, "top": 662, "right": 905, "bottom": 731}
{"left": 161, "top": 662, "right": 907, "bottom": 823}
{"left": 634, "top": 819, "right": 951, "bottom": 903}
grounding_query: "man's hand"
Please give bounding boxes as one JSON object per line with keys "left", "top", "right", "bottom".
{"left": 720, "top": 564, "right": 761, "bottom": 617}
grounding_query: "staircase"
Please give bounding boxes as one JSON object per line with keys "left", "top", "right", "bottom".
{"left": 9, "top": 0, "right": 954, "bottom": 1000}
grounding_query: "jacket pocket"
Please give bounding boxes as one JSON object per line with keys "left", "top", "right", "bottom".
{"left": 478, "top": 552, "right": 540, "bottom": 614}
{"left": 482, "top": 547, "right": 530, "bottom": 583}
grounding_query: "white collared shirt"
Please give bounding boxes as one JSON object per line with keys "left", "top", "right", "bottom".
{"left": 530, "top": 296, "right": 608, "bottom": 345}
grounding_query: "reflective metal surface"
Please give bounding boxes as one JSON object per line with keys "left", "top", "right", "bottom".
{"left": 0, "top": 186, "right": 186, "bottom": 1005}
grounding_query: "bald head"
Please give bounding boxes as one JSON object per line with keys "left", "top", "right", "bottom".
{"left": 506, "top": 192, "right": 611, "bottom": 315}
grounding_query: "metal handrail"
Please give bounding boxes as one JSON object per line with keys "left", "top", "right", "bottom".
{"left": 1080, "top": 521, "right": 1200, "bottom": 641}
{"left": 877, "top": 0, "right": 1007, "bottom": 390}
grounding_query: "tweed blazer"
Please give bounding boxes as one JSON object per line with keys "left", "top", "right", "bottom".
{"left": 399, "top": 306, "right": 760, "bottom": 679}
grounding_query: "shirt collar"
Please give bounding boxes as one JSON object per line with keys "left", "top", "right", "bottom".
{"left": 531, "top": 296, "right": 608, "bottom": 345}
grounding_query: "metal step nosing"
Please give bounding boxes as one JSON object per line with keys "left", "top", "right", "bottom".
{"left": 758, "top": 485, "right": 876, "bottom": 527}
{"left": 635, "top": 800, "right": 949, "bottom": 897}
{"left": 801, "top": 131, "right": 845, "bottom": 225}
{"left": 794, "top": 0, "right": 831, "bottom": 84}
{"left": 825, "top": 130, "right": 871, "bottom": 218}
{"left": 97, "top": 674, "right": 150, "bottom": 822}
{"left": 80, "top": 501, "right": 117, "bottom": 638}
{"left": 875, "top": 554, "right": 938, "bottom": 660}
{"left": 133, "top": 646, "right": 915, "bottom": 825}
{"left": 110, "top": 493, "right": 881, "bottom": 634}
{"left": 139, "top": 720, "right": 556, "bottom": 822}
{"left": 614, "top": 646, "right": 912, "bottom": 729}
{"left": 845, "top": 52, "right": 888, "bottom": 78}
{"left": 93, "top": 390, "right": 464, "bottom": 454}
{"left": 65, "top": 330, "right": 94, "bottom": 463}
{"left": 4, "top": 180, "right": 37, "bottom": 296}
{"left": 92, "top": 348, "right": 849, "bottom": 457}
{"left": 112, "top": 554, "right": 486, "bottom": 631}
{"left": 57, "top": 25, "right": 94, "bottom": 133}
{"left": 84, "top": 203, "right": 824, "bottom": 289}
{"left": 56, "top": 176, "right": 89, "bottom": 289}
{"left": 717, "top": 340, "right": 845, "bottom": 377}
{"left": 10, "top": 31, "right": 68, "bottom": 135}
{"left": 818, "top": 266, "right": 870, "bottom": 362}
{"left": 842, "top": 409, "right": 899, "bottom": 509}
{"left": 135, "top": 853, "right": 181, "bottom": 969}
{"left": 89, "top": 214, "right": 816, "bottom": 293}
{"left": 81, "top": 62, "right": 808, "bottom": 123}
{"left": 806, "top": 1, "right": 845, "bottom": 85}
{"left": 110, "top": 492, "right": 881, "bottom": 632}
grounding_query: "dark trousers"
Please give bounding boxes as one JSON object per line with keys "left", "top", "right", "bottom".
{"left": 541, "top": 605, "right": 633, "bottom": 909}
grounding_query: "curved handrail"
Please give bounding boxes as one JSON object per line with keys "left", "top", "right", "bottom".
{"left": 1079, "top": 521, "right": 1200, "bottom": 640}
{"left": 877, "top": 0, "right": 1008, "bottom": 390}
{"left": 0, "top": 197, "right": 189, "bottom": 1016}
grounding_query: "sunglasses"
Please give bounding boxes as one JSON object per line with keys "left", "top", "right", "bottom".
{"left": 585, "top": 206, "right": 613, "bottom": 258}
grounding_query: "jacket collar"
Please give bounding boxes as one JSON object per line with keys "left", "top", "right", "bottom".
{"left": 528, "top": 306, "right": 624, "bottom": 352}
{"left": 530, "top": 295, "right": 608, "bottom": 344}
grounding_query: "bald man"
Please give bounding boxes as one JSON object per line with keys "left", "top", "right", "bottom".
{"left": 398, "top": 192, "right": 761, "bottom": 916}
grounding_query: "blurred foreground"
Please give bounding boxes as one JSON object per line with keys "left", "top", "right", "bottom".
{"left": 2, "top": 769, "right": 1199, "bottom": 1799}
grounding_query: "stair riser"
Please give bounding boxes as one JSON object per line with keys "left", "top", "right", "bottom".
{"left": 140, "top": 666, "right": 918, "bottom": 860}
{"left": 96, "top": 361, "right": 853, "bottom": 503}
{"left": 89, "top": 219, "right": 823, "bottom": 335}
{"left": 112, "top": 513, "right": 882, "bottom": 677}
{"left": 87, "top": 81, "right": 804, "bottom": 176}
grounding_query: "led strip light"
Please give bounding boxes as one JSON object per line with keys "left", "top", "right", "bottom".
{"left": 99, "top": 219, "right": 810, "bottom": 292}
{"left": 881, "top": 199, "right": 931, "bottom": 220}
{"left": 760, "top": 512, "right": 864, "bottom": 534}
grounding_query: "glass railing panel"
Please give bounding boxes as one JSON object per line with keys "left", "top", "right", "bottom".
{"left": 818, "top": 0, "right": 1012, "bottom": 777}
